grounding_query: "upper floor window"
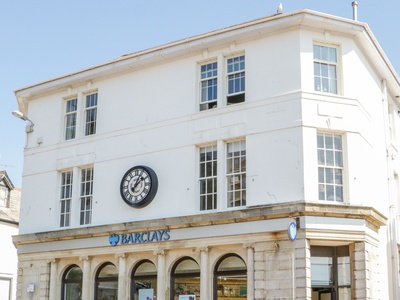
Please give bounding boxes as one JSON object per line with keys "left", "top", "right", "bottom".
{"left": 227, "top": 140, "right": 246, "bottom": 207}
{"left": 60, "top": 171, "right": 73, "bottom": 227}
{"left": 227, "top": 55, "right": 245, "bottom": 104}
{"left": 63, "top": 92, "right": 98, "bottom": 141}
{"left": 0, "top": 184, "right": 10, "bottom": 207}
{"left": 200, "top": 62, "right": 218, "bottom": 111}
{"left": 199, "top": 144, "right": 217, "bottom": 210}
{"left": 60, "top": 166, "right": 94, "bottom": 228}
{"left": 313, "top": 44, "right": 338, "bottom": 94}
{"left": 317, "top": 132, "right": 343, "bottom": 202}
{"left": 85, "top": 93, "right": 98, "bottom": 136}
{"left": 80, "top": 167, "right": 94, "bottom": 225}
{"left": 199, "top": 54, "right": 245, "bottom": 111}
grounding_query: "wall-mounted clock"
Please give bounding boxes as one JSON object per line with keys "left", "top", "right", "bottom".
{"left": 120, "top": 165, "right": 158, "bottom": 208}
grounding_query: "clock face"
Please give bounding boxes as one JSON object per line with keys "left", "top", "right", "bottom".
{"left": 120, "top": 166, "right": 158, "bottom": 208}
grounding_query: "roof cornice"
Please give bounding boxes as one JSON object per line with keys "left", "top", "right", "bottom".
{"left": 14, "top": 9, "right": 400, "bottom": 111}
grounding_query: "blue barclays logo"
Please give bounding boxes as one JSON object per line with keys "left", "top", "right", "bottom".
{"left": 109, "top": 229, "right": 170, "bottom": 247}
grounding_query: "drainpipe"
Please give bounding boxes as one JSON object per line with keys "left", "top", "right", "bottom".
{"left": 382, "top": 79, "right": 400, "bottom": 300}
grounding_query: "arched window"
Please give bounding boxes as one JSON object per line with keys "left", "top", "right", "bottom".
{"left": 170, "top": 257, "right": 200, "bottom": 300}
{"left": 131, "top": 260, "right": 157, "bottom": 300}
{"left": 95, "top": 262, "right": 118, "bottom": 300}
{"left": 214, "top": 254, "right": 247, "bottom": 299}
{"left": 61, "top": 265, "right": 82, "bottom": 300}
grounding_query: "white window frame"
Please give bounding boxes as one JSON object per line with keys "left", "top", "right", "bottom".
{"left": 59, "top": 166, "right": 94, "bottom": 228}
{"left": 80, "top": 167, "right": 94, "bottom": 225}
{"left": 84, "top": 92, "right": 98, "bottom": 136}
{"left": 313, "top": 44, "right": 339, "bottom": 94}
{"left": 317, "top": 132, "right": 344, "bottom": 202}
{"left": 199, "top": 61, "right": 218, "bottom": 111}
{"left": 226, "top": 139, "right": 246, "bottom": 207}
{"left": 64, "top": 97, "right": 77, "bottom": 140}
{"left": 63, "top": 91, "right": 98, "bottom": 141}
{"left": 226, "top": 55, "right": 245, "bottom": 105}
{"left": 199, "top": 144, "right": 218, "bottom": 210}
{"left": 60, "top": 170, "right": 73, "bottom": 227}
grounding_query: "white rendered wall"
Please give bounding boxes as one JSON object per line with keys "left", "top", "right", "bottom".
{"left": 19, "top": 26, "right": 390, "bottom": 236}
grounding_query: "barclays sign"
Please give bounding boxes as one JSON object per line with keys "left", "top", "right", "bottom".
{"left": 109, "top": 229, "right": 170, "bottom": 246}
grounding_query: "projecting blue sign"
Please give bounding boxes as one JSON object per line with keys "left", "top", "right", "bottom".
{"left": 288, "top": 219, "right": 298, "bottom": 241}
{"left": 109, "top": 229, "right": 170, "bottom": 246}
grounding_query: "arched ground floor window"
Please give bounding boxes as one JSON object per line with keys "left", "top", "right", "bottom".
{"left": 95, "top": 262, "right": 118, "bottom": 300}
{"left": 171, "top": 257, "right": 200, "bottom": 300}
{"left": 131, "top": 259, "right": 157, "bottom": 300}
{"left": 62, "top": 264, "right": 82, "bottom": 300}
{"left": 214, "top": 254, "right": 247, "bottom": 300}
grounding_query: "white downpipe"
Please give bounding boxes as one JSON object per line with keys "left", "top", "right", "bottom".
{"left": 382, "top": 79, "right": 400, "bottom": 300}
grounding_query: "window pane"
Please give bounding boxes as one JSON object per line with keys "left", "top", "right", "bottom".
{"left": 338, "top": 256, "right": 351, "bottom": 285}
{"left": 325, "top": 150, "right": 334, "bottom": 166}
{"left": 335, "top": 185, "right": 343, "bottom": 202}
{"left": 313, "top": 45, "right": 320, "bottom": 60}
{"left": 326, "top": 185, "right": 334, "bottom": 201}
{"left": 314, "top": 62, "right": 321, "bottom": 76}
{"left": 334, "top": 169, "right": 342, "bottom": 184}
{"left": 311, "top": 257, "right": 333, "bottom": 286}
{"left": 325, "top": 168, "right": 333, "bottom": 183}
{"left": 318, "top": 149, "right": 325, "bottom": 165}
{"left": 329, "top": 47, "right": 337, "bottom": 63}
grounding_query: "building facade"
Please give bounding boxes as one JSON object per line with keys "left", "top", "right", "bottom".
{"left": 13, "top": 9, "right": 400, "bottom": 300}
{"left": 1, "top": 171, "right": 21, "bottom": 300}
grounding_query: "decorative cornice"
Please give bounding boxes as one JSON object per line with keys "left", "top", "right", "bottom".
{"left": 13, "top": 202, "right": 386, "bottom": 246}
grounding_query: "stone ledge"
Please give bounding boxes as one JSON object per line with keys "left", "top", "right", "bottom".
{"left": 13, "top": 201, "right": 387, "bottom": 246}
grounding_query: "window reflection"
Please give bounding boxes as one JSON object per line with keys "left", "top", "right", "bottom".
{"left": 62, "top": 265, "right": 82, "bottom": 300}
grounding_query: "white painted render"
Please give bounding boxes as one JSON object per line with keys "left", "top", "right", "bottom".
{"left": 13, "top": 9, "right": 400, "bottom": 300}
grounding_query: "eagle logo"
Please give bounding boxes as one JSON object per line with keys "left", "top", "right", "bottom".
{"left": 109, "top": 234, "right": 119, "bottom": 246}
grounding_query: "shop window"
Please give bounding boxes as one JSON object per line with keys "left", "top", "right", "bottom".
{"left": 131, "top": 260, "right": 157, "bottom": 300}
{"left": 170, "top": 257, "right": 200, "bottom": 300}
{"left": 311, "top": 246, "right": 351, "bottom": 300}
{"left": 95, "top": 262, "right": 118, "bottom": 300}
{"left": 213, "top": 254, "right": 247, "bottom": 300}
{"left": 61, "top": 265, "right": 82, "bottom": 300}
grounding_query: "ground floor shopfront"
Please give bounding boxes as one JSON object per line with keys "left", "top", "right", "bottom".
{"left": 13, "top": 203, "right": 387, "bottom": 300}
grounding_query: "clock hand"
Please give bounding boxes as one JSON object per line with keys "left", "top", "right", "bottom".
{"left": 131, "top": 175, "right": 144, "bottom": 192}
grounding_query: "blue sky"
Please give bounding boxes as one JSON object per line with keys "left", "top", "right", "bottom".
{"left": 1, "top": 1, "right": 399, "bottom": 188}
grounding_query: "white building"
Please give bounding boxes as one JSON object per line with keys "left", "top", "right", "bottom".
{"left": 0, "top": 171, "right": 21, "bottom": 300}
{"left": 13, "top": 9, "right": 400, "bottom": 300}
